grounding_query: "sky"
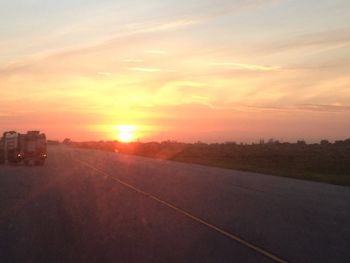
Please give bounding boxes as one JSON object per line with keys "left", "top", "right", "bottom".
{"left": 1, "top": 0, "right": 350, "bottom": 142}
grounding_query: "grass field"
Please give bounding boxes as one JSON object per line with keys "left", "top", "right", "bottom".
{"left": 69, "top": 139, "right": 350, "bottom": 186}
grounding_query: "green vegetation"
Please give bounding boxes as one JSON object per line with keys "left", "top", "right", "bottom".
{"left": 70, "top": 139, "right": 350, "bottom": 186}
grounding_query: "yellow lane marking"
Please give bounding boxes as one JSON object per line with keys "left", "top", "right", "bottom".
{"left": 75, "top": 158, "right": 289, "bottom": 263}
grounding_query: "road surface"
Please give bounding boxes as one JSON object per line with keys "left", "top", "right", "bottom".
{"left": 1, "top": 146, "right": 350, "bottom": 263}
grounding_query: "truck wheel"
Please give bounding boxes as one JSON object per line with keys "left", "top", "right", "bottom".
{"left": 24, "top": 160, "right": 30, "bottom": 166}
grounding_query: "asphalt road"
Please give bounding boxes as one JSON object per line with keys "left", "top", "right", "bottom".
{"left": 1, "top": 146, "right": 350, "bottom": 263}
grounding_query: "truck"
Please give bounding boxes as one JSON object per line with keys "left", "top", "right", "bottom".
{"left": 21, "top": 131, "right": 47, "bottom": 165}
{"left": 0, "top": 130, "right": 47, "bottom": 165}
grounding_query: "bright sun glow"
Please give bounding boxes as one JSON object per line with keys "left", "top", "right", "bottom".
{"left": 115, "top": 125, "right": 136, "bottom": 142}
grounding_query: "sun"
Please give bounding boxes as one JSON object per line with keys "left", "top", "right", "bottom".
{"left": 115, "top": 125, "right": 136, "bottom": 142}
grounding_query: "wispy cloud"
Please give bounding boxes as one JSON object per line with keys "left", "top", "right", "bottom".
{"left": 122, "top": 58, "right": 144, "bottom": 63}
{"left": 147, "top": 50, "right": 167, "bottom": 54}
{"left": 210, "top": 62, "right": 281, "bottom": 71}
{"left": 128, "top": 67, "right": 177, "bottom": 73}
{"left": 128, "top": 67, "right": 162, "bottom": 73}
{"left": 0, "top": 0, "right": 280, "bottom": 69}
{"left": 190, "top": 95, "right": 214, "bottom": 107}
{"left": 256, "top": 27, "right": 350, "bottom": 54}
{"left": 242, "top": 103, "right": 350, "bottom": 113}
{"left": 296, "top": 104, "right": 350, "bottom": 112}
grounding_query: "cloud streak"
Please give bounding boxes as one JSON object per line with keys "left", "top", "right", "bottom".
{"left": 0, "top": 0, "right": 280, "bottom": 68}
{"left": 128, "top": 67, "right": 177, "bottom": 73}
{"left": 210, "top": 62, "right": 281, "bottom": 71}
{"left": 255, "top": 27, "right": 350, "bottom": 54}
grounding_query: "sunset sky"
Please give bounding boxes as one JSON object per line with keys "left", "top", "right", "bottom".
{"left": 1, "top": 0, "right": 350, "bottom": 142}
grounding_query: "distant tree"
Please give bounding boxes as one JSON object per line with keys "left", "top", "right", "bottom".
{"left": 62, "top": 138, "right": 71, "bottom": 144}
{"left": 320, "top": 139, "right": 330, "bottom": 145}
{"left": 344, "top": 138, "right": 350, "bottom": 144}
{"left": 47, "top": 140, "right": 60, "bottom": 145}
{"left": 267, "top": 138, "right": 280, "bottom": 144}
{"left": 297, "top": 140, "right": 306, "bottom": 145}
